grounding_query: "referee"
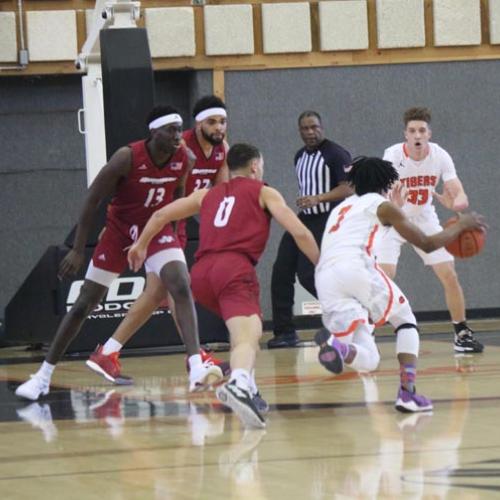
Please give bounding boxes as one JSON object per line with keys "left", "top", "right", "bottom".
{"left": 268, "top": 111, "right": 353, "bottom": 348}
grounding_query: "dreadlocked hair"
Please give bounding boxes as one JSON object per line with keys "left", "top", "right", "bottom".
{"left": 346, "top": 156, "right": 399, "bottom": 195}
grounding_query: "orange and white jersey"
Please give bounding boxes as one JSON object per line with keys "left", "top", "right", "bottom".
{"left": 317, "top": 192, "right": 386, "bottom": 270}
{"left": 383, "top": 142, "right": 457, "bottom": 218}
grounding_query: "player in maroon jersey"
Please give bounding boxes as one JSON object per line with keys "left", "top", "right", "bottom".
{"left": 15, "top": 105, "right": 222, "bottom": 401}
{"left": 128, "top": 143, "right": 320, "bottom": 428}
{"left": 81, "top": 96, "right": 231, "bottom": 388}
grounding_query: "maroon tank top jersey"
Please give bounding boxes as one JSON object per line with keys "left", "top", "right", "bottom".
{"left": 195, "top": 177, "right": 271, "bottom": 265}
{"left": 182, "top": 128, "right": 226, "bottom": 195}
{"left": 106, "top": 140, "right": 188, "bottom": 228}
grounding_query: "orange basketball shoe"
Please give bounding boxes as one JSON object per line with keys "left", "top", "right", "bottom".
{"left": 86, "top": 345, "right": 133, "bottom": 386}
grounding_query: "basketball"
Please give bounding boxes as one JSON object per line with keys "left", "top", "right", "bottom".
{"left": 444, "top": 217, "right": 485, "bottom": 258}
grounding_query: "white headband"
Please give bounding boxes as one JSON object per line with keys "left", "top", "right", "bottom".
{"left": 195, "top": 107, "right": 227, "bottom": 122}
{"left": 149, "top": 113, "right": 183, "bottom": 130}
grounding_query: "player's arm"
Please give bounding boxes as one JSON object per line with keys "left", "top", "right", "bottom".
{"left": 261, "top": 186, "right": 320, "bottom": 265}
{"left": 433, "top": 177, "right": 469, "bottom": 212}
{"left": 58, "top": 147, "right": 132, "bottom": 279}
{"left": 317, "top": 181, "right": 353, "bottom": 204}
{"left": 214, "top": 140, "right": 230, "bottom": 185}
{"left": 171, "top": 150, "right": 194, "bottom": 233}
{"left": 377, "top": 201, "right": 485, "bottom": 253}
{"left": 128, "top": 189, "right": 208, "bottom": 272}
{"left": 297, "top": 182, "right": 353, "bottom": 209}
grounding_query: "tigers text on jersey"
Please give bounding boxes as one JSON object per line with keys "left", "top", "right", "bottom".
{"left": 195, "top": 177, "right": 271, "bottom": 265}
{"left": 317, "top": 193, "right": 387, "bottom": 270}
{"left": 183, "top": 128, "right": 226, "bottom": 195}
{"left": 383, "top": 142, "right": 457, "bottom": 218}
{"left": 107, "top": 140, "right": 189, "bottom": 227}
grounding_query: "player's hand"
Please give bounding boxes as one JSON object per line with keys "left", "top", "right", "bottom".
{"left": 296, "top": 195, "right": 320, "bottom": 209}
{"left": 127, "top": 243, "right": 147, "bottom": 272}
{"left": 433, "top": 189, "right": 468, "bottom": 212}
{"left": 432, "top": 189, "right": 454, "bottom": 210}
{"left": 456, "top": 212, "right": 488, "bottom": 232}
{"left": 58, "top": 249, "right": 85, "bottom": 280}
{"left": 388, "top": 181, "right": 408, "bottom": 208}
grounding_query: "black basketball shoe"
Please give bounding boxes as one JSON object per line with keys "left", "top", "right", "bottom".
{"left": 216, "top": 381, "right": 266, "bottom": 429}
{"left": 454, "top": 327, "right": 484, "bottom": 353}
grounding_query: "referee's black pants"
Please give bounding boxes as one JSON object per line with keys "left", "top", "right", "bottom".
{"left": 270, "top": 212, "right": 329, "bottom": 336}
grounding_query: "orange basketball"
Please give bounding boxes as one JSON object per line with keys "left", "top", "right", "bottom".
{"left": 444, "top": 217, "right": 486, "bottom": 258}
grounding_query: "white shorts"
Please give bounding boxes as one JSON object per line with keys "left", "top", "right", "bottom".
{"left": 85, "top": 247, "right": 186, "bottom": 287}
{"left": 315, "top": 256, "right": 415, "bottom": 336}
{"left": 375, "top": 210, "right": 454, "bottom": 266}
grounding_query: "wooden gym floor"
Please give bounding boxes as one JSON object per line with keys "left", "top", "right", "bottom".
{"left": 1, "top": 321, "right": 499, "bottom": 499}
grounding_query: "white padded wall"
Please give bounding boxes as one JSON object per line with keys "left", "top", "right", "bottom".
{"left": 0, "top": 12, "right": 17, "bottom": 63}
{"left": 319, "top": 1, "right": 368, "bottom": 51}
{"left": 376, "top": 0, "right": 425, "bottom": 48}
{"left": 145, "top": 8, "right": 196, "bottom": 57}
{"left": 489, "top": 0, "right": 500, "bottom": 44}
{"left": 262, "top": 3, "right": 312, "bottom": 54}
{"left": 433, "top": 0, "right": 481, "bottom": 46}
{"left": 27, "top": 10, "right": 78, "bottom": 61}
{"left": 204, "top": 4, "right": 254, "bottom": 55}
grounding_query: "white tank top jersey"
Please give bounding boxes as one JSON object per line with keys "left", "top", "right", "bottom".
{"left": 317, "top": 193, "right": 387, "bottom": 270}
{"left": 383, "top": 142, "right": 457, "bottom": 218}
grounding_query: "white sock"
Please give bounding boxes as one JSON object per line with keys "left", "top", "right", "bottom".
{"left": 36, "top": 361, "right": 55, "bottom": 382}
{"left": 188, "top": 354, "right": 202, "bottom": 371}
{"left": 249, "top": 369, "right": 258, "bottom": 395}
{"left": 102, "top": 338, "right": 123, "bottom": 355}
{"left": 230, "top": 368, "right": 251, "bottom": 391}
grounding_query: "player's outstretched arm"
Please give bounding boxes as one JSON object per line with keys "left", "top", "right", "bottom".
{"left": 127, "top": 189, "right": 207, "bottom": 272}
{"left": 58, "top": 147, "right": 132, "bottom": 280}
{"left": 260, "top": 186, "right": 320, "bottom": 265}
{"left": 377, "top": 201, "right": 485, "bottom": 253}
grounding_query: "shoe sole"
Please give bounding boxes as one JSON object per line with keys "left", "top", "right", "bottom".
{"left": 216, "top": 385, "right": 266, "bottom": 429}
{"left": 454, "top": 346, "right": 484, "bottom": 353}
{"left": 395, "top": 399, "right": 433, "bottom": 413}
{"left": 189, "top": 365, "right": 224, "bottom": 392}
{"left": 86, "top": 360, "right": 134, "bottom": 386}
{"left": 317, "top": 344, "right": 344, "bottom": 374}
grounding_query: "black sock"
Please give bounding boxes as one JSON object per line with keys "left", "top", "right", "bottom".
{"left": 453, "top": 321, "right": 468, "bottom": 334}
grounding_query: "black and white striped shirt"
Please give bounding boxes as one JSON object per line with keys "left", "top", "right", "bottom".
{"left": 295, "top": 139, "right": 351, "bottom": 215}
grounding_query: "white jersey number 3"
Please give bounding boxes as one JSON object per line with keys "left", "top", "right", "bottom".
{"left": 214, "top": 196, "right": 236, "bottom": 227}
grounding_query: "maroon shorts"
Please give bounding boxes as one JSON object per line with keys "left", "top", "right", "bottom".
{"left": 91, "top": 217, "right": 181, "bottom": 273}
{"left": 190, "top": 252, "right": 261, "bottom": 321}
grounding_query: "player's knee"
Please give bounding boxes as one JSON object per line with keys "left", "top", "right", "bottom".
{"left": 165, "top": 275, "right": 191, "bottom": 301}
{"left": 160, "top": 264, "right": 190, "bottom": 297}
{"left": 348, "top": 342, "right": 380, "bottom": 372}
{"left": 395, "top": 323, "right": 420, "bottom": 356}
{"left": 388, "top": 301, "right": 416, "bottom": 328}
{"left": 439, "top": 266, "right": 460, "bottom": 288}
